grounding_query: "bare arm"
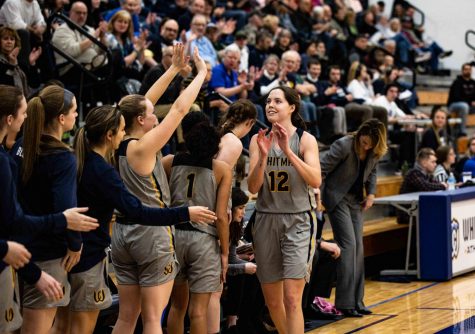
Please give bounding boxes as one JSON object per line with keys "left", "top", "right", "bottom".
{"left": 216, "top": 133, "right": 243, "bottom": 168}
{"left": 215, "top": 161, "right": 233, "bottom": 281}
{"left": 161, "top": 154, "right": 174, "bottom": 180}
{"left": 130, "top": 47, "right": 207, "bottom": 169}
{"left": 274, "top": 124, "right": 321, "bottom": 188}
{"left": 247, "top": 130, "right": 273, "bottom": 194}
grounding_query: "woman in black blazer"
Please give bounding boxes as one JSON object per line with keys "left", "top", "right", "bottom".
{"left": 320, "top": 119, "right": 387, "bottom": 317}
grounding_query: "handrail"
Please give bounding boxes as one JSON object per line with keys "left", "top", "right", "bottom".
{"left": 410, "top": 4, "right": 425, "bottom": 28}
{"left": 465, "top": 30, "right": 475, "bottom": 51}
{"left": 46, "top": 11, "right": 113, "bottom": 82}
{"left": 211, "top": 92, "right": 269, "bottom": 130}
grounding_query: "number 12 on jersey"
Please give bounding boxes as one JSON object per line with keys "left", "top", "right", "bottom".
{"left": 268, "top": 170, "right": 290, "bottom": 192}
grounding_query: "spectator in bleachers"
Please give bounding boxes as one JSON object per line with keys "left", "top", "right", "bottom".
{"left": 398, "top": 148, "right": 447, "bottom": 223}
{"left": 84, "top": 0, "right": 104, "bottom": 29}
{"left": 177, "top": 0, "right": 205, "bottom": 32}
{"left": 0, "top": 0, "right": 45, "bottom": 68}
{"left": 0, "top": 27, "right": 42, "bottom": 96}
{"left": 348, "top": 34, "right": 372, "bottom": 67}
{"left": 346, "top": 61, "right": 387, "bottom": 127}
{"left": 281, "top": 50, "right": 320, "bottom": 137}
{"left": 255, "top": 54, "right": 281, "bottom": 96}
{"left": 184, "top": 14, "right": 218, "bottom": 67}
{"left": 447, "top": 63, "right": 475, "bottom": 136}
{"left": 463, "top": 140, "right": 475, "bottom": 178}
{"left": 289, "top": 0, "right": 316, "bottom": 45}
{"left": 229, "top": 30, "right": 249, "bottom": 73}
{"left": 455, "top": 136, "right": 475, "bottom": 177}
{"left": 420, "top": 106, "right": 452, "bottom": 152}
{"left": 433, "top": 145, "right": 457, "bottom": 183}
{"left": 51, "top": 2, "right": 108, "bottom": 84}
{"left": 248, "top": 29, "right": 272, "bottom": 69}
{"left": 269, "top": 28, "right": 292, "bottom": 59}
{"left": 209, "top": 44, "right": 253, "bottom": 101}
{"left": 104, "top": 0, "right": 142, "bottom": 36}
{"left": 357, "top": 10, "right": 377, "bottom": 36}
{"left": 305, "top": 58, "right": 347, "bottom": 137}
{"left": 105, "top": 10, "right": 154, "bottom": 81}
{"left": 372, "top": 83, "right": 407, "bottom": 121}
{"left": 146, "top": 18, "right": 179, "bottom": 63}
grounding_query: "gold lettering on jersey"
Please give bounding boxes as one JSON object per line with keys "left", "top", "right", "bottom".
{"left": 94, "top": 289, "right": 105, "bottom": 303}
{"left": 5, "top": 308, "right": 14, "bottom": 322}
{"left": 267, "top": 157, "right": 293, "bottom": 167}
{"left": 164, "top": 262, "right": 174, "bottom": 275}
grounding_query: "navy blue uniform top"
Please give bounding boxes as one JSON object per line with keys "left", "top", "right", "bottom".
{"left": 14, "top": 138, "right": 82, "bottom": 263}
{"left": 0, "top": 146, "right": 66, "bottom": 280}
{"left": 73, "top": 151, "right": 190, "bottom": 273}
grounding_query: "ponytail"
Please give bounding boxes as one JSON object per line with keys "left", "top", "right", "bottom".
{"left": 74, "top": 127, "right": 89, "bottom": 181}
{"left": 21, "top": 96, "right": 45, "bottom": 184}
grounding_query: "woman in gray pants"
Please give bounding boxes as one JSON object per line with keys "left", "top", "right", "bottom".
{"left": 320, "top": 119, "right": 387, "bottom": 317}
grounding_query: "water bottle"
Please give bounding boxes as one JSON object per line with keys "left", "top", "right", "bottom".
{"left": 447, "top": 172, "right": 456, "bottom": 190}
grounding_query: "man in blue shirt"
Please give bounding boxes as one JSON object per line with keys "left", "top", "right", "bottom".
{"left": 209, "top": 44, "right": 253, "bottom": 101}
{"left": 185, "top": 14, "right": 218, "bottom": 67}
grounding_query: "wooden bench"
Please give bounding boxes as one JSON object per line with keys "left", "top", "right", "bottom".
{"left": 322, "top": 217, "right": 408, "bottom": 257}
{"left": 376, "top": 175, "right": 403, "bottom": 197}
{"left": 418, "top": 90, "right": 449, "bottom": 106}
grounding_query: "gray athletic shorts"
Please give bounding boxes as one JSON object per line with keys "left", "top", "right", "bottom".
{"left": 69, "top": 257, "right": 112, "bottom": 311}
{"left": 22, "top": 258, "right": 71, "bottom": 309}
{"left": 174, "top": 229, "right": 221, "bottom": 293}
{"left": 0, "top": 267, "right": 22, "bottom": 332}
{"left": 252, "top": 211, "right": 317, "bottom": 284}
{"left": 111, "top": 223, "right": 178, "bottom": 287}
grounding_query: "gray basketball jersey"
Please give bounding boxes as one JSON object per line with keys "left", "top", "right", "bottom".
{"left": 255, "top": 130, "right": 312, "bottom": 213}
{"left": 117, "top": 139, "right": 171, "bottom": 209}
{"left": 169, "top": 154, "right": 218, "bottom": 236}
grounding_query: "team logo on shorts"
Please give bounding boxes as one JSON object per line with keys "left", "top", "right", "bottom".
{"left": 163, "top": 262, "right": 174, "bottom": 275}
{"left": 4, "top": 308, "right": 14, "bottom": 322}
{"left": 94, "top": 289, "right": 106, "bottom": 303}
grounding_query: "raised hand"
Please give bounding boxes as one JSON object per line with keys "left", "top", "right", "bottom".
{"left": 257, "top": 128, "right": 273, "bottom": 158}
{"left": 222, "top": 19, "right": 236, "bottom": 35}
{"left": 171, "top": 43, "right": 189, "bottom": 71}
{"left": 29, "top": 47, "right": 42, "bottom": 66}
{"left": 192, "top": 46, "right": 206, "bottom": 73}
{"left": 63, "top": 207, "right": 99, "bottom": 232}
{"left": 3, "top": 241, "right": 31, "bottom": 269}
{"left": 188, "top": 206, "right": 217, "bottom": 224}
{"left": 8, "top": 47, "right": 19, "bottom": 65}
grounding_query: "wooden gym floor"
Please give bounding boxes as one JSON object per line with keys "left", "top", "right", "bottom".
{"left": 308, "top": 272, "right": 475, "bottom": 333}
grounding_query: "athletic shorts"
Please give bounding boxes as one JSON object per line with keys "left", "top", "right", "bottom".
{"left": 22, "top": 258, "right": 70, "bottom": 309}
{"left": 69, "top": 257, "right": 112, "bottom": 311}
{"left": 252, "top": 211, "right": 316, "bottom": 284}
{"left": 174, "top": 229, "right": 221, "bottom": 293}
{"left": 0, "top": 267, "right": 22, "bottom": 332}
{"left": 111, "top": 223, "right": 178, "bottom": 287}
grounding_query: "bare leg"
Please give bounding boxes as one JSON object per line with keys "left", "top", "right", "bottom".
{"left": 261, "top": 282, "right": 286, "bottom": 334}
{"left": 189, "top": 292, "right": 211, "bottom": 334}
{"left": 21, "top": 308, "right": 57, "bottom": 334}
{"left": 141, "top": 280, "right": 174, "bottom": 334}
{"left": 69, "top": 310, "right": 100, "bottom": 334}
{"left": 207, "top": 290, "right": 221, "bottom": 333}
{"left": 167, "top": 282, "right": 189, "bottom": 334}
{"left": 283, "top": 279, "right": 306, "bottom": 334}
{"left": 111, "top": 284, "right": 141, "bottom": 334}
{"left": 50, "top": 306, "right": 70, "bottom": 334}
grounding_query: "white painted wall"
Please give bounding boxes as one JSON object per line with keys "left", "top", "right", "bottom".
{"left": 369, "top": 0, "right": 475, "bottom": 70}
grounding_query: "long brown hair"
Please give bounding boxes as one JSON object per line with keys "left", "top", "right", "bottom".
{"left": 74, "top": 105, "right": 122, "bottom": 180}
{"left": 118, "top": 94, "right": 147, "bottom": 132}
{"left": 21, "top": 85, "right": 74, "bottom": 184}
{"left": 218, "top": 99, "right": 257, "bottom": 136}
{"left": 0, "top": 85, "right": 23, "bottom": 131}
{"left": 107, "top": 10, "right": 134, "bottom": 42}
{"left": 353, "top": 118, "right": 387, "bottom": 159}
{"left": 267, "top": 86, "right": 306, "bottom": 130}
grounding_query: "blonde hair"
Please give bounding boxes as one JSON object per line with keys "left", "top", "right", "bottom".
{"left": 108, "top": 10, "right": 134, "bottom": 41}
{"left": 353, "top": 118, "right": 388, "bottom": 159}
